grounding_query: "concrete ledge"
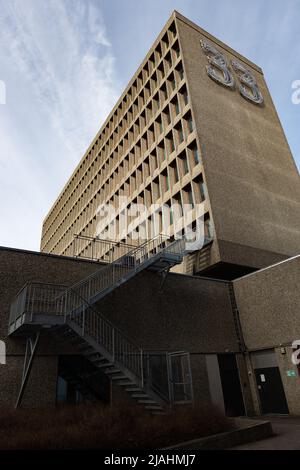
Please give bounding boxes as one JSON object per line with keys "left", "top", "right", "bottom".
{"left": 162, "top": 418, "right": 273, "bottom": 450}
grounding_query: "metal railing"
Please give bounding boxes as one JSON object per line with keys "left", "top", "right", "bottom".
{"left": 9, "top": 282, "right": 67, "bottom": 326}
{"left": 62, "top": 235, "right": 185, "bottom": 308}
{"left": 9, "top": 235, "right": 186, "bottom": 395}
{"left": 70, "top": 234, "right": 136, "bottom": 263}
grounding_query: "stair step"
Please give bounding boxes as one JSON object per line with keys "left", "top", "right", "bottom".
{"left": 70, "top": 339, "right": 86, "bottom": 346}
{"left": 145, "top": 405, "right": 163, "bottom": 410}
{"left": 84, "top": 351, "right": 99, "bottom": 357}
{"left": 96, "top": 362, "right": 113, "bottom": 368}
{"left": 115, "top": 381, "right": 134, "bottom": 386}
{"left": 138, "top": 399, "right": 157, "bottom": 404}
{"left": 125, "top": 388, "right": 142, "bottom": 393}
{"left": 61, "top": 330, "right": 75, "bottom": 337}
{"left": 105, "top": 369, "right": 121, "bottom": 375}
{"left": 111, "top": 375, "right": 127, "bottom": 381}
{"left": 78, "top": 345, "right": 93, "bottom": 351}
{"left": 131, "top": 393, "right": 148, "bottom": 398}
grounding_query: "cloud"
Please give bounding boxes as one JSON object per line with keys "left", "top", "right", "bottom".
{"left": 0, "top": 0, "right": 120, "bottom": 250}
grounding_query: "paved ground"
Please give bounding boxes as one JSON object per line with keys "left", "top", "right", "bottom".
{"left": 232, "top": 416, "right": 300, "bottom": 450}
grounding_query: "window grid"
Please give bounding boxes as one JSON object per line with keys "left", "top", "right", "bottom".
{"left": 41, "top": 20, "right": 211, "bottom": 255}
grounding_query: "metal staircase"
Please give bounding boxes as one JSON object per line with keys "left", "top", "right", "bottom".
{"left": 8, "top": 236, "right": 191, "bottom": 411}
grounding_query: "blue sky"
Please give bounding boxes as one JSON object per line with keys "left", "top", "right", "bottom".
{"left": 0, "top": 0, "right": 299, "bottom": 251}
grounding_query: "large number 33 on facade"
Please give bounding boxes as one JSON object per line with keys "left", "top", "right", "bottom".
{"left": 200, "top": 39, "right": 264, "bottom": 105}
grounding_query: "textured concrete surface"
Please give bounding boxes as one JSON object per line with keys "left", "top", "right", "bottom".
{"left": 234, "top": 255, "right": 300, "bottom": 415}
{"left": 178, "top": 12, "right": 300, "bottom": 270}
{"left": 0, "top": 246, "right": 103, "bottom": 407}
{"left": 232, "top": 416, "right": 300, "bottom": 450}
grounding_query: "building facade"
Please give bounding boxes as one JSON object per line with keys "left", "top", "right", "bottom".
{"left": 40, "top": 11, "right": 300, "bottom": 280}
{"left": 0, "top": 11, "right": 299, "bottom": 421}
{"left": 1, "top": 246, "right": 300, "bottom": 417}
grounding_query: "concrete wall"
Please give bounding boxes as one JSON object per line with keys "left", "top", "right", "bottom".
{"left": 177, "top": 13, "right": 300, "bottom": 269}
{"left": 95, "top": 270, "right": 237, "bottom": 353}
{"left": 0, "top": 247, "right": 102, "bottom": 407}
{"left": 234, "top": 255, "right": 300, "bottom": 350}
{"left": 0, "top": 246, "right": 243, "bottom": 409}
{"left": 234, "top": 255, "right": 300, "bottom": 414}
{"left": 95, "top": 269, "right": 245, "bottom": 408}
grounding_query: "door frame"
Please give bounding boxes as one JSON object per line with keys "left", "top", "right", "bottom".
{"left": 167, "top": 351, "right": 194, "bottom": 406}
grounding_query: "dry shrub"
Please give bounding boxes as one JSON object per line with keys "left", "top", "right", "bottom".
{"left": 0, "top": 403, "right": 231, "bottom": 450}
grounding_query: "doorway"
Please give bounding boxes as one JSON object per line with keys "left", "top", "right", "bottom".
{"left": 252, "top": 350, "right": 289, "bottom": 415}
{"left": 217, "top": 354, "right": 245, "bottom": 416}
{"left": 255, "top": 367, "right": 289, "bottom": 414}
{"left": 167, "top": 352, "right": 193, "bottom": 405}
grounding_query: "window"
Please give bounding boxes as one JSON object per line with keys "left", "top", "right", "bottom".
{"left": 153, "top": 93, "right": 160, "bottom": 114}
{"left": 169, "top": 73, "right": 176, "bottom": 91}
{"left": 188, "top": 116, "right": 194, "bottom": 133}
{"left": 157, "top": 142, "right": 166, "bottom": 163}
{"left": 169, "top": 161, "right": 179, "bottom": 185}
{"left": 161, "top": 84, "right": 168, "bottom": 102}
{"left": 183, "top": 90, "right": 189, "bottom": 106}
{"left": 179, "top": 151, "right": 189, "bottom": 175}
{"left": 176, "top": 123, "right": 184, "bottom": 144}
{"left": 153, "top": 177, "right": 160, "bottom": 199}
{"left": 159, "top": 119, "right": 163, "bottom": 134}
{"left": 182, "top": 184, "right": 194, "bottom": 209}
{"left": 165, "top": 51, "right": 172, "bottom": 70}
{"left": 166, "top": 132, "right": 175, "bottom": 154}
{"left": 155, "top": 117, "right": 163, "bottom": 137}
{"left": 150, "top": 152, "right": 158, "bottom": 172}
{"left": 174, "top": 163, "right": 179, "bottom": 182}
{"left": 172, "top": 191, "right": 183, "bottom": 216}
{"left": 173, "top": 98, "right": 180, "bottom": 115}
{"left": 143, "top": 157, "right": 150, "bottom": 180}
{"left": 193, "top": 175, "right": 206, "bottom": 202}
{"left": 170, "top": 206, "right": 174, "bottom": 225}
{"left": 204, "top": 213, "right": 212, "bottom": 238}
{"left": 173, "top": 41, "right": 180, "bottom": 59}
{"left": 163, "top": 107, "right": 171, "bottom": 126}
{"left": 190, "top": 143, "right": 200, "bottom": 165}
{"left": 177, "top": 64, "right": 184, "bottom": 81}
{"left": 161, "top": 171, "right": 169, "bottom": 192}
{"left": 188, "top": 189, "right": 194, "bottom": 208}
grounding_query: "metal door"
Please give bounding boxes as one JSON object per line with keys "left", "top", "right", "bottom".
{"left": 255, "top": 367, "right": 289, "bottom": 414}
{"left": 167, "top": 351, "right": 193, "bottom": 405}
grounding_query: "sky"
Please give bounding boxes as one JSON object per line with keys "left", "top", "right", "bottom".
{"left": 0, "top": 0, "right": 299, "bottom": 251}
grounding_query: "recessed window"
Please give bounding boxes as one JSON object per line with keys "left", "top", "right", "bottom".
{"left": 187, "top": 115, "right": 194, "bottom": 133}
{"left": 182, "top": 184, "right": 194, "bottom": 209}
{"left": 189, "top": 143, "right": 200, "bottom": 165}
{"left": 204, "top": 213, "right": 212, "bottom": 238}
{"left": 163, "top": 106, "right": 171, "bottom": 126}
{"left": 166, "top": 132, "right": 175, "bottom": 154}
{"left": 174, "top": 98, "right": 180, "bottom": 115}
{"left": 175, "top": 123, "right": 184, "bottom": 144}
{"left": 193, "top": 175, "right": 206, "bottom": 202}
{"left": 179, "top": 151, "right": 189, "bottom": 175}
{"left": 169, "top": 161, "right": 179, "bottom": 184}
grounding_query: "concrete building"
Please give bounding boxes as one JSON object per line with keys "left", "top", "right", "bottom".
{"left": 40, "top": 11, "right": 300, "bottom": 280}
{"left": 0, "top": 11, "right": 299, "bottom": 418}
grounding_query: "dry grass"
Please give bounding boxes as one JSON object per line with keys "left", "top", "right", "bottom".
{"left": 0, "top": 403, "right": 232, "bottom": 450}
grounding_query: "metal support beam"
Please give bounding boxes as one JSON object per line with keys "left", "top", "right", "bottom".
{"left": 158, "top": 266, "right": 171, "bottom": 293}
{"left": 15, "top": 331, "right": 41, "bottom": 408}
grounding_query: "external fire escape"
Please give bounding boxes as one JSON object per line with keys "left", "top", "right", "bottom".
{"left": 8, "top": 235, "right": 193, "bottom": 412}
